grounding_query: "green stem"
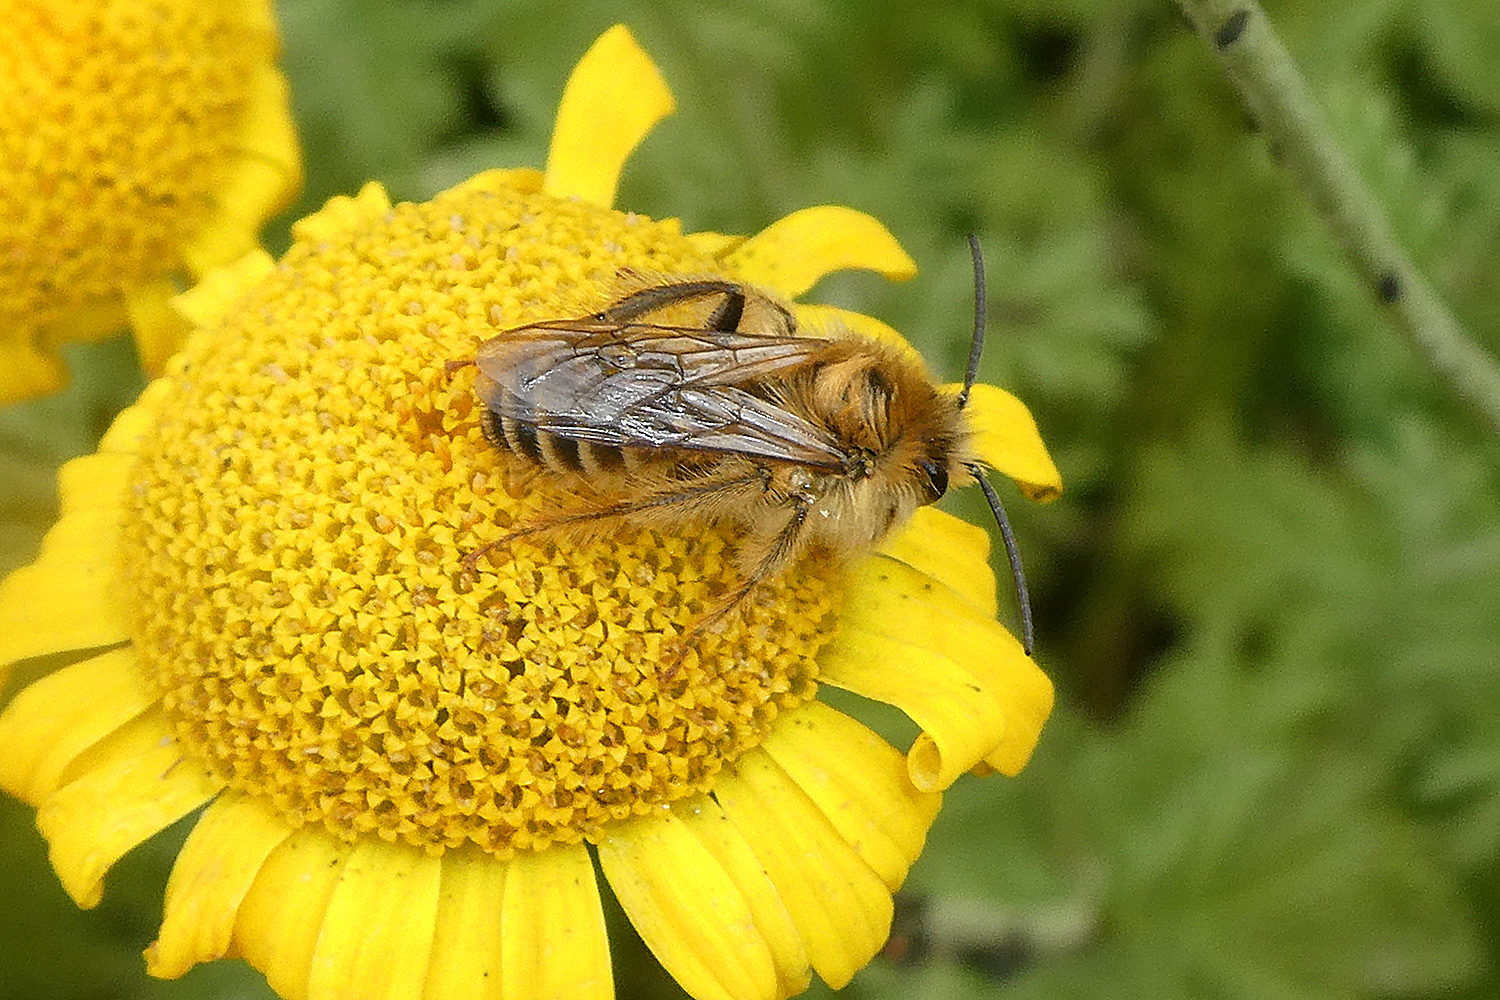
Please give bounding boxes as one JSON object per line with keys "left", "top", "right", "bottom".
{"left": 1174, "top": 1, "right": 1500, "bottom": 436}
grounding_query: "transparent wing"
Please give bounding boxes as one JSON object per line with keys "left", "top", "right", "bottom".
{"left": 473, "top": 320, "right": 851, "bottom": 468}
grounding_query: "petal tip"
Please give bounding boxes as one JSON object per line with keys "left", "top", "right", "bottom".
{"left": 729, "top": 206, "right": 916, "bottom": 298}
{"left": 954, "top": 383, "right": 1061, "bottom": 500}
{"left": 544, "top": 25, "right": 675, "bottom": 208}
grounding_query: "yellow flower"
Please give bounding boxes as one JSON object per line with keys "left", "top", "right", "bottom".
{"left": 0, "top": 25, "right": 1060, "bottom": 1000}
{"left": 0, "top": 0, "right": 301, "bottom": 405}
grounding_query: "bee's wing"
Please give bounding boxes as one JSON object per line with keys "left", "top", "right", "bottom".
{"left": 473, "top": 321, "right": 851, "bottom": 469}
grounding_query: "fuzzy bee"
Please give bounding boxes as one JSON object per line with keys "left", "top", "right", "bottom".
{"left": 454, "top": 238, "right": 1034, "bottom": 653}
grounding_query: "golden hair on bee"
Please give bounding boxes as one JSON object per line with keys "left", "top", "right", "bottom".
{"left": 450, "top": 238, "right": 1034, "bottom": 655}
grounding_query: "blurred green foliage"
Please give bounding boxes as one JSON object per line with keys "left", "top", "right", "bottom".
{"left": 3, "top": 0, "right": 1499, "bottom": 997}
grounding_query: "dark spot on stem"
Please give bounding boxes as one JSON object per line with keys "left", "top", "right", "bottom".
{"left": 1214, "top": 9, "right": 1250, "bottom": 48}
{"left": 1378, "top": 271, "right": 1403, "bottom": 303}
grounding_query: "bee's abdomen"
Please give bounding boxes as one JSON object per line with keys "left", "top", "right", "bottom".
{"left": 482, "top": 410, "right": 627, "bottom": 477}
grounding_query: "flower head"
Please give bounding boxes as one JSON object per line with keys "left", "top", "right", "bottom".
{"left": 0, "top": 25, "right": 1060, "bottom": 1000}
{"left": 0, "top": 0, "right": 301, "bottom": 404}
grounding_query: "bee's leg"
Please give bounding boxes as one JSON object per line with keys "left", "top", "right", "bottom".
{"left": 461, "top": 472, "right": 764, "bottom": 571}
{"left": 597, "top": 280, "right": 744, "bottom": 326}
{"left": 674, "top": 493, "right": 813, "bottom": 656}
{"left": 443, "top": 358, "right": 475, "bottom": 379}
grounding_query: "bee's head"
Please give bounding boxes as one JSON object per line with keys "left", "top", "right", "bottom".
{"left": 887, "top": 379, "right": 966, "bottom": 509}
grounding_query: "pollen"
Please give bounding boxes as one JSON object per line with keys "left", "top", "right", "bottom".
{"left": 118, "top": 175, "right": 837, "bottom": 855}
{"left": 0, "top": 0, "right": 264, "bottom": 332}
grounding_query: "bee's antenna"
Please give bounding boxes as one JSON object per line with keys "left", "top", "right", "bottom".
{"left": 953, "top": 236, "right": 1034, "bottom": 655}
{"left": 969, "top": 462, "right": 1035, "bottom": 657}
{"left": 956, "top": 233, "right": 986, "bottom": 411}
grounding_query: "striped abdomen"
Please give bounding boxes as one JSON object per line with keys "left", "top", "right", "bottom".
{"left": 480, "top": 408, "right": 630, "bottom": 478}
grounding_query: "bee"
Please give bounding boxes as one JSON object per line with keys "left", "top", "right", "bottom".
{"left": 452, "top": 237, "right": 1034, "bottom": 654}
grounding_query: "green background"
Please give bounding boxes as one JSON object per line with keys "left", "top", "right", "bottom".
{"left": 3, "top": 1, "right": 1499, "bottom": 997}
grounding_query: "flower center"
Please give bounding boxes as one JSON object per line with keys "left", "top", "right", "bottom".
{"left": 118, "top": 180, "right": 835, "bottom": 854}
{"left": 0, "top": 0, "right": 261, "bottom": 327}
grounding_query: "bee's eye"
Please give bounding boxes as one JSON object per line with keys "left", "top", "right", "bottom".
{"left": 918, "top": 459, "right": 948, "bottom": 503}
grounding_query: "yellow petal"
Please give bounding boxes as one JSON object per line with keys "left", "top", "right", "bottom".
{"left": 39, "top": 298, "right": 129, "bottom": 348}
{"left": 873, "top": 560, "right": 1054, "bottom": 777}
{"left": 818, "top": 632, "right": 1004, "bottom": 794}
{"left": 820, "top": 558, "right": 1014, "bottom": 792}
{"left": 236, "top": 828, "right": 350, "bottom": 1000}
{"left": 828, "top": 556, "right": 1054, "bottom": 789}
{"left": 544, "top": 25, "right": 674, "bottom": 208}
{"left": 684, "top": 230, "right": 747, "bottom": 259}
{"left": 422, "top": 851, "right": 507, "bottom": 1000}
{"left": 447, "top": 167, "right": 544, "bottom": 200}
{"left": 37, "top": 710, "right": 223, "bottom": 908}
{"left": 235, "top": 0, "right": 280, "bottom": 37}
{"left": 952, "top": 382, "right": 1061, "bottom": 501}
{"left": 0, "top": 647, "right": 154, "bottom": 804}
{"left": 233, "top": 61, "right": 303, "bottom": 197}
{"left": 713, "top": 751, "right": 892, "bottom": 990}
{"left": 676, "top": 798, "right": 811, "bottom": 997}
{"left": 92, "top": 405, "right": 156, "bottom": 458}
{"left": 288, "top": 180, "right": 392, "bottom": 246}
{"left": 307, "top": 839, "right": 443, "bottom": 1000}
{"left": 37, "top": 503, "right": 126, "bottom": 553}
{"left": 148, "top": 792, "right": 293, "bottom": 979}
{"left": 0, "top": 502, "right": 130, "bottom": 667}
{"left": 0, "top": 335, "right": 67, "bottom": 406}
{"left": 171, "top": 249, "right": 277, "bottom": 330}
{"left": 233, "top": 55, "right": 303, "bottom": 185}
{"left": 125, "top": 277, "right": 191, "bottom": 373}
{"left": 759, "top": 702, "right": 940, "bottom": 891}
{"left": 978, "top": 730, "right": 1042, "bottom": 778}
{"left": 598, "top": 808, "right": 781, "bottom": 1000}
{"left": 502, "top": 842, "right": 612, "bottom": 1000}
{"left": 793, "top": 303, "right": 926, "bottom": 368}
{"left": 725, "top": 207, "right": 917, "bottom": 299}
{"left": 180, "top": 63, "right": 303, "bottom": 276}
{"left": 876, "top": 506, "right": 997, "bottom": 617}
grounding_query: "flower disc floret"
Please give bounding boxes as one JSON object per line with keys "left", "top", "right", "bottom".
{"left": 0, "top": 0, "right": 299, "bottom": 402}
{"left": 120, "top": 176, "right": 835, "bottom": 855}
